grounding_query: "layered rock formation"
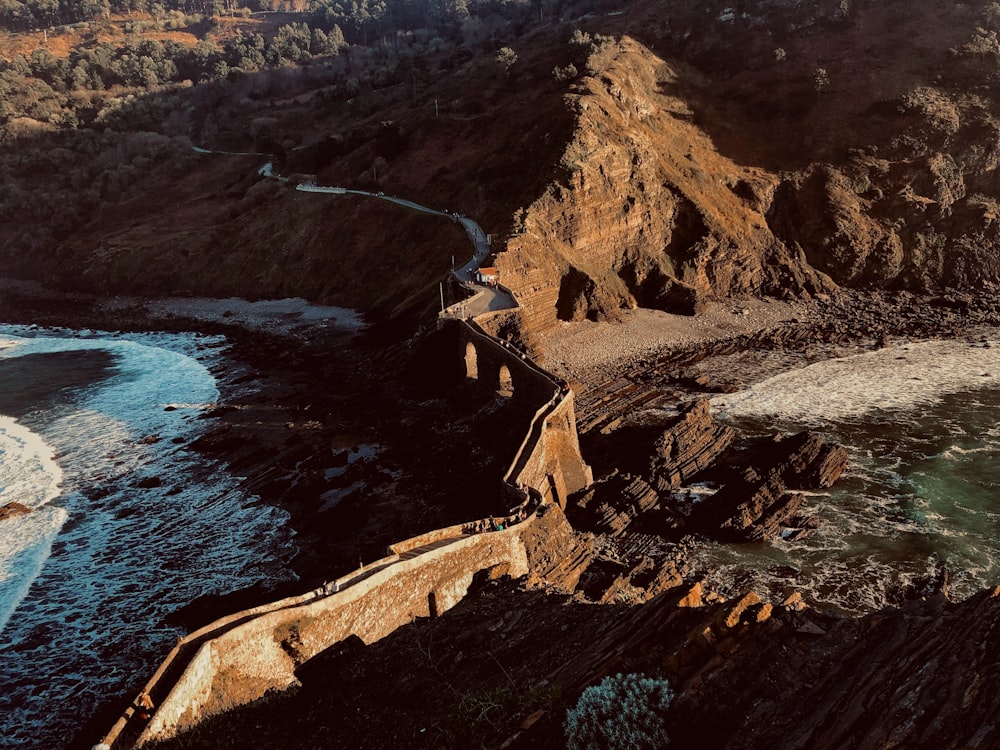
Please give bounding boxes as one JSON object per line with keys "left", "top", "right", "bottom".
{"left": 494, "top": 36, "right": 836, "bottom": 333}
{"left": 672, "top": 586, "right": 1000, "bottom": 750}
{"left": 691, "top": 431, "right": 848, "bottom": 542}
{"left": 650, "top": 399, "right": 735, "bottom": 489}
{"left": 488, "top": 0, "right": 1000, "bottom": 341}
{"left": 570, "top": 399, "right": 847, "bottom": 543}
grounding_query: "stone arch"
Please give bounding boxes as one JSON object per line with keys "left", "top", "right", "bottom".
{"left": 498, "top": 364, "right": 514, "bottom": 397}
{"left": 465, "top": 341, "right": 478, "bottom": 379}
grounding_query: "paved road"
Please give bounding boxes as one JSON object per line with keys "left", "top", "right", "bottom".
{"left": 253, "top": 160, "right": 516, "bottom": 317}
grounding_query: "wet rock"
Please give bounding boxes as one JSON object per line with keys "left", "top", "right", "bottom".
{"left": 689, "top": 431, "right": 847, "bottom": 542}
{"left": 0, "top": 502, "right": 31, "bottom": 521}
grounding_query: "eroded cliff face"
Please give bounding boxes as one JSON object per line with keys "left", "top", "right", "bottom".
{"left": 494, "top": 37, "right": 838, "bottom": 333}
{"left": 494, "top": 0, "right": 1000, "bottom": 337}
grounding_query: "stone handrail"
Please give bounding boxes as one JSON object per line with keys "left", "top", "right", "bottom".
{"left": 503, "top": 391, "right": 561, "bottom": 485}
{"left": 387, "top": 522, "right": 473, "bottom": 555}
{"left": 135, "top": 518, "right": 534, "bottom": 746}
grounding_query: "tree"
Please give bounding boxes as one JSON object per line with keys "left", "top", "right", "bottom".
{"left": 269, "top": 22, "right": 313, "bottom": 64}
{"left": 986, "top": 2, "right": 1000, "bottom": 31}
{"left": 813, "top": 66, "right": 830, "bottom": 93}
{"left": 552, "top": 62, "right": 576, "bottom": 81}
{"left": 495, "top": 45, "right": 516, "bottom": 77}
{"left": 311, "top": 24, "right": 346, "bottom": 55}
{"left": 564, "top": 673, "right": 673, "bottom": 750}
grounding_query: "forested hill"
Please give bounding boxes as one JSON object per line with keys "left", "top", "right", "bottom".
{"left": 0, "top": 0, "right": 588, "bottom": 324}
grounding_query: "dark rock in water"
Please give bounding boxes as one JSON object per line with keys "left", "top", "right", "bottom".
{"left": 689, "top": 431, "right": 847, "bottom": 542}
{"left": 0, "top": 501, "right": 31, "bottom": 521}
{"left": 136, "top": 476, "right": 162, "bottom": 489}
{"left": 767, "top": 565, "right": 802, "bottom": 580}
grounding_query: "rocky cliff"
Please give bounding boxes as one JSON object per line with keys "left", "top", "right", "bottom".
{"left": 7, "top": 1, "right": 1000, "bottom": 336}
{"left": 671, "top": 585, "right": 1000, "bottom": 750}
{"left": 493, "top": 0, "right": 1000, "bottom": 338}
{"left": 495, "top": 36, "right": 836, "bottom": 332}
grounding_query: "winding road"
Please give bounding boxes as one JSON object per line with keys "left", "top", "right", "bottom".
{"left": 253, "top": 159, "right": 514, "bottom": 317}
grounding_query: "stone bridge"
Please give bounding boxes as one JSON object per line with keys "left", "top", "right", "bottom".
{"left": 448, "top": 318, "right": 592, "bottom": 508}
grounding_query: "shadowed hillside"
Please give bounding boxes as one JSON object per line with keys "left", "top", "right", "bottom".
{"left": 6, "top": 0, "right": 1000, "bottom": 333}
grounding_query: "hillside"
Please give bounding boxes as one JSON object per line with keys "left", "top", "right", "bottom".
{"left": 6, "top": 0, "right": 1000, "bottom": 333}
{"left": 496, "top": 0, "right": 1000, "bottom": 332}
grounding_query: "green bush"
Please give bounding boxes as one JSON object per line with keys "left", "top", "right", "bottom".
{"left": 564, "top": 673, "right": 673, "bottom": 750}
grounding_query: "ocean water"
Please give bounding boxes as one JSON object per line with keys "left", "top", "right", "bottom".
{"left": 0, "top": 326, "right": 294, "bottom": 749}
{"left": 701, "top": 336, "right": 1000, "bottom": 614}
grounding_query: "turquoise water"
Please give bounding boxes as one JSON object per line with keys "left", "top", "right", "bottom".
{"left": 701, "top": 338, "right": 1000, "bottom": 614}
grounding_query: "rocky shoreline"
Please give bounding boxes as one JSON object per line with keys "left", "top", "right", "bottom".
{"left": 5, "top": 281, "right": 1000, "bottom": 749}
{"left": 0, "top": 281, "right": 543, "bottom": 622}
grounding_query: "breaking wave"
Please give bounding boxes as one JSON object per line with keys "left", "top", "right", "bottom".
{"left": 0, "top": 327, "right": 294, "bottom": 749}
{"left": 699, "top": 335, "right": 1000, "bottom": 614}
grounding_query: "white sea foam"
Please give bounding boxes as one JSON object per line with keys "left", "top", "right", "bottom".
{"left": 0, "top": 506, "right": 67, "bottom": 635}
{"left": 711, "top": 338, "right": 1000, "bottom": 424}
{"left": 0, "top": 326, "right": 295, "bottom": 749}
{"left": 0, "top": 415, "right": 63, "bottom": 509}
{"left": 1, "top": 333, "right": 220, "bottom": 431}
{"left": 941, "top": 444, "right": 993, "bottom": 460}
{"left": 0, "top": 416, "right": 66, "bottom": 633}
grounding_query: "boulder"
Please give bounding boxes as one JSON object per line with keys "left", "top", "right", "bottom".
{"left": 689, "top": 431, "right": 847, "bottom": 542}
{"left": 650, "top": 400, "right": 736, "bottom": 490}
{"left": 0, "top": 502, "right": 31, "bottom": 521}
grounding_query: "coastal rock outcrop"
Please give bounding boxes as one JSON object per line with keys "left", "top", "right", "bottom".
{"left": 650, "top": 399, "right": 735, "bottom": 490}
{"left": 671, "top": 586, "right": 1000, "bottom": 750}
{"left": 689, "top": 431, "right": 848, "bottom": 542}
{"left": 494, "top": 37, "right": 836, "bottom": 335}
{"left": 0, "top": 502, "right": 31, "bottom": 521}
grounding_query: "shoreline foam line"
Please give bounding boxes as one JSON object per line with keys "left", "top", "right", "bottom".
{"left": 711, "top": 338, "right": 1000, "bottom": 424}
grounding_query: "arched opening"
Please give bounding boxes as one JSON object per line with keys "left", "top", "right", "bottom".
{"left": 465, "top": 341, "right": 478, "bottom": 379}
{"left": 498, "top": 364, "right": 514, "bottom": 397}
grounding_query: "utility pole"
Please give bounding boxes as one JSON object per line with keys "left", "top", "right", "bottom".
{"left": 439, "top": 282, "right": 445, "bottom": 312}
{"left": 435, "top": 99, "right": 439, "bottom": 117}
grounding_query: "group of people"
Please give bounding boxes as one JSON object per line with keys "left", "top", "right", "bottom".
{"left": 464, "top": 505, "right": 533, "bottom": 535}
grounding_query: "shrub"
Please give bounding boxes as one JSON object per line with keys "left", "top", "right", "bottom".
{"left": 553, "top": 63, "right": 577, "bottom": 82}
{"left": 564, "top": 672, "right": 673, "bottom": 750}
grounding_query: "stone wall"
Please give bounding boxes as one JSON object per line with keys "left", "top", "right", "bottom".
{"left": 451, "top": 318, "right": 593, "bottom": 506}
{"left": 106, "top": 238, "right": 595, "bottom": 750}
{"left": 138, "top": 523, "right": 531, "bottom": 745}
{"left": 504, "top": 391, "right": 593, "bottom": 508}
{"left": 457, "top": 318, "right": 557, "bottom": 404}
